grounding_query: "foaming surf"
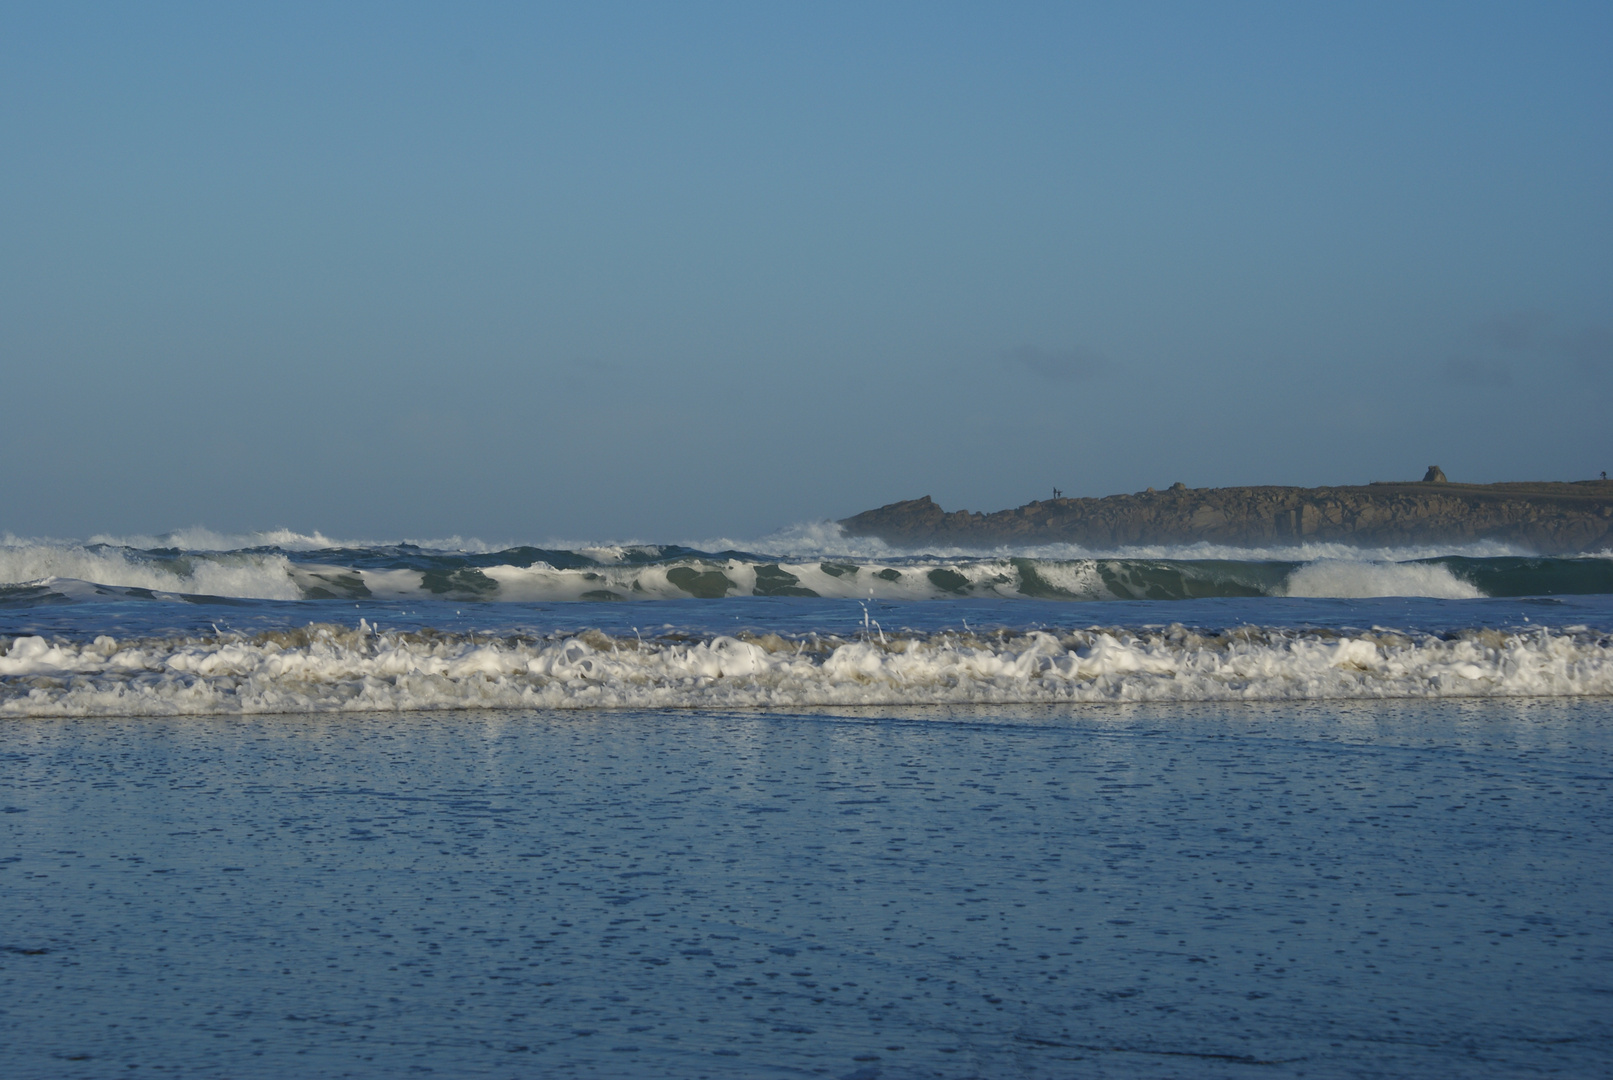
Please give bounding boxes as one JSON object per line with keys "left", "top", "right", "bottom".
{"left": 2, "top": 620, "right": 1609, "bottom": 717}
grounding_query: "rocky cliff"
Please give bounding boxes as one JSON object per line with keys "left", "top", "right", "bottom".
{"left": 839, "top": 480, "right": 1613, "bottom": 554}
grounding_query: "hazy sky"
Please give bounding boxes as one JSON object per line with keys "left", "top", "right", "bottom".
{"left": 3, "top": 2, "right": 1610, "bottom": 542}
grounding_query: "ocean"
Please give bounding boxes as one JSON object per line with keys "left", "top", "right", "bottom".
{"left": 3, "top": 527, "right": 1612, "bottom": 1077}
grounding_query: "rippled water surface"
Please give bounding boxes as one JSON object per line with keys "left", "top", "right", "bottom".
{"left": 3, "top": 701, "right": 1612, "bottom": 1078}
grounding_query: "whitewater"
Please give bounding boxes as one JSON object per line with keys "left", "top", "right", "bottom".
{"left": 3, "top": 524, "right": 1612, "bottom": 716}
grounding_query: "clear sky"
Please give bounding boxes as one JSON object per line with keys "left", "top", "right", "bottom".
{"left": 3, "top": 2, "right": 1610, "bottom": 543}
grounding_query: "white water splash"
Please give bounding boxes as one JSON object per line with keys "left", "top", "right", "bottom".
{"left": 1281, "top": 560, "right": 1484, "bottom": 599}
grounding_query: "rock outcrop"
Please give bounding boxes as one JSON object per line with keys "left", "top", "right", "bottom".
{"left": 840, "top": 480, "right": 1613, "bottom": 554}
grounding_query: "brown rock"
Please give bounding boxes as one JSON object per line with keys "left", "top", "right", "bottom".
{"left": 839, "top": 480, "right": 1613, "bottom": 554}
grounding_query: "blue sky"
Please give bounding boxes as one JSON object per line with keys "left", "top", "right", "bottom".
{"left": 3, "top": 2, "right": 1609, "bottom": 542}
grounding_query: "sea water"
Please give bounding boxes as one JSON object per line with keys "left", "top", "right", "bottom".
{"left": 5, "top": 702, "right": 1611, "bottom": 1078}
{"left": 3, "top": 529, "right": 1612, "bottom": 1077}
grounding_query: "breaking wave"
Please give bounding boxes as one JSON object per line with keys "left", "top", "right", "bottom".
{"left": 1279, "top": 560, "right": 1483, "bottom": 599}
{"left": 2, "top": 622, "right": 1608, "bottom": 716}
{"left": 2, "top": 534, "right": 1611, "bottom": 605}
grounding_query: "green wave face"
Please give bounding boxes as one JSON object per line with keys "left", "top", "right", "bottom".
{"left": 1093, "top": 559, "right": 1296, "bottom": 600}
{"left": 1433, "top": 556, "right": 1613, "bottom": 597}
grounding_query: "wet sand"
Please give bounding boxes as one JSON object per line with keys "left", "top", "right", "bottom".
{"left": 3, "top": 700, "right": 1611, "bottom": 1078}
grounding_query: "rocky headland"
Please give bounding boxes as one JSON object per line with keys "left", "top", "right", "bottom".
{"left": 840, "top": 477, "right": 1613, "bottom": 554}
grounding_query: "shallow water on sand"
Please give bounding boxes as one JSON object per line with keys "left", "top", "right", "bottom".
{"left": 3, "top": 700, "right": 1611, "bottom": 1078}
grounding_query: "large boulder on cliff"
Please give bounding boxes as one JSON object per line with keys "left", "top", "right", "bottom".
{"left": 1423, "top": 466, "right": 1448, "bottom": 482}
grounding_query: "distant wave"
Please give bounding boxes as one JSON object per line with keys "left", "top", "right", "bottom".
{"left": 2, "top": 532, "right": 1611, "bottom": 604}
{"left": 2, "top": 622, "right": 1608, "bottom": 716}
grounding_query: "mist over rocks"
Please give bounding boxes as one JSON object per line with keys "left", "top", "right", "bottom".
{"left": 840, "top": 480, "right": 1613, "bottom": 554}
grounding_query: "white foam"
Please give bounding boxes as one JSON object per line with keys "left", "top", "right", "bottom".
{"left": 2, "top": 622, "right": 1606, "bottom": 716}
{"left": 1281, "top": 560, "right": 1483, "bottom": 599}
{"left": 0, "top": 542, "right": 304, "bottom": 600}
